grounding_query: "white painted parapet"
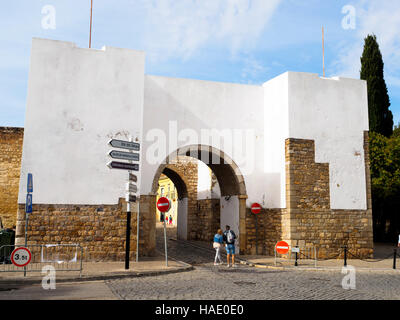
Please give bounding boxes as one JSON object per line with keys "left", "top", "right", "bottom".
{"left": 19, "top": 39, "right": 369, "bottom": 212}
{"left": 18, "top": 38, "right": 145, "bottom": 204}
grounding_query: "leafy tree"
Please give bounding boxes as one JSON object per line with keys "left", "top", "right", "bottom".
{"left": 369, "top": 132, "right": 400, "bottom": 241}
{"left": 360, "top": 35, "right": 393, "bottom": 137}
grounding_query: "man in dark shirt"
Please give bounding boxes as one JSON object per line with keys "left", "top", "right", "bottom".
{"left": 223, "top": 225, "right": 237, "bottom": 267}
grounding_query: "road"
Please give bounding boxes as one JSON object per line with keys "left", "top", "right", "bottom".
{"left": 1, "top": 226, "right": 400, "bottom": 300}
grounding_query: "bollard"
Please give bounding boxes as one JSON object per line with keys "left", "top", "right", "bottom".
{"left": 343, "top": 246, "right": 347, "bottom": 267}
{"left": 295, "top": 246, "right": 298, "bottom": 267}
{"left": 394, "top": 249, "right": 397, "bottom": 270}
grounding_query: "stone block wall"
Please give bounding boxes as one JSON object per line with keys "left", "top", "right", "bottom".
{"left": 163, "top": 157, "right": 199, "bottom": 240}
{"left": 194, "top": 199, "right": 220, "bottom": 241}
{"left": 245, "top": 208, "right": 284, "bottom": 256}
{"left": 0, "top": 127, "right": 24, "bottom": 228}
{"left": 16, "top": 196, "right": 156, "bottom": 261}
{"left": 242, "top": 135, "right": 373, "bottom": 259}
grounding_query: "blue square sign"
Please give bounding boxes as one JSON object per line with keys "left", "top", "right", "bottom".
{"left": 27, "top": 173, "right": 33, "bottom": 193}
{"left": 26, "top": 193, "right": 33, "bottom": 214}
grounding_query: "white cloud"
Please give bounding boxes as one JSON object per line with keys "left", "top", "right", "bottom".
{"left": 240, "top": 56, "right": 269, "bottom": 83}
{"left": 332, "top": 1, "right": 400, "bottom": 87}
{"left": 141, "top": 0, "right": 282, "bottom": 60}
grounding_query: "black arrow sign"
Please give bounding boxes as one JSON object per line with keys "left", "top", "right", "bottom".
{"left": 109, "top": 150, "right": 140, "bottom": 161}
{"left": 107, "top": 161, "right": 139, "bottom": 171}
{"left": 109, "top": 139, "right": 140, "bottom": 151}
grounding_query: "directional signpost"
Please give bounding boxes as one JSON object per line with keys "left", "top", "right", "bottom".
{"left": 251, "top": 203, "right": 262, "bottom": 255}
{"left": 24, "top": 173, "right": 33, "bottom": 277}
{"left": 107, "top": 161, "right": 139, "bottom": 171}
{"left": 109, "top": 139, "right": 140, "bottom": 151}
{"left": 107, "top": 138, "right": 140, "bottom": 269}
{"left": 109, "top": 150, "right": 140, "bottom": 162}
{"left": 157, "top": 197, "right": 171, "bottom": 267}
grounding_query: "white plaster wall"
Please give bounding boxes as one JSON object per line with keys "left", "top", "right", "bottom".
{"left": 19, "top": 39, "right": 369, "bottom": 211}
{"left": 220, "top": 196, "right": 240, "bottom": 252}
{"left": 18, "top": 38, "right": 145, "bottom": 204}
{"left": 142, "top": 75, "right": 268, "bottom": 206}
{"left": 287, "top": 72, "right": 369, "bottom": 210}
{"left": 263, "top": 73, "right": 289, "bottom": 208}
{"left": 177, "top": 198, "right": 188, "bottom": 240}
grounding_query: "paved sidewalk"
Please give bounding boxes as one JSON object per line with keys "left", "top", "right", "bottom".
{"left": 239, "top": 255, "right": 400, "bottom": 272}
{"left": 174, "top": 237, "right": 400, "bottom": 272}
{"left": 0, "top": 256, "right": 193, "bottom": 285}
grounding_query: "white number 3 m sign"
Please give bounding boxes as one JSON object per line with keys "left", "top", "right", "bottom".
{"left": 11, "top": 247, "right": 32, "bottom": 267}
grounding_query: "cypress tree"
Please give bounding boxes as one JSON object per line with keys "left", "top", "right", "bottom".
{"left": 360, "top": 34, "right": 393, "bottom": 137}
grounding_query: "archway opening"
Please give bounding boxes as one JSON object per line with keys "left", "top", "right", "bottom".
{"left": 152, "top": 145, "right": 247, "bottom": 255}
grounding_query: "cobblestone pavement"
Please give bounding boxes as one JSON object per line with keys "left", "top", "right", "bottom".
{"left": 105, "top": 226, "right": 400, "bottom": 300}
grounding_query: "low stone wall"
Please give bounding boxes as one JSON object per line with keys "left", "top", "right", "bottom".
{"left": 0, "top": 127, "right": 24, "bottom": 228}
{"left": 16, "top": 195, "right": 156, "bottom": 261}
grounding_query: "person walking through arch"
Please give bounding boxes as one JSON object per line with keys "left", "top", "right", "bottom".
{"left": 213, "top": 229, "right": 224, "bottom": 265}
{"left": 223, "top": 225, "right": 237, "bottom": 267}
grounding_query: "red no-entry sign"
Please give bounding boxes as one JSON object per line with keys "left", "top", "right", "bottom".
{"left": 251, "top": 203, "right": 262, "bottom": 214}
{"left": 157, "top": 197, "right": 171, "bottom": 213}
{"left": 276, "top": 241, "right": 290, "bottom": 255}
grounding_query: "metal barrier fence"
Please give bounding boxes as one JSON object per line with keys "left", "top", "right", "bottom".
{"left": 275, "top": 246, "right": 318, "bottom": 267}
{"left": 0, "top": 244, "right": 83, "bottom": 277}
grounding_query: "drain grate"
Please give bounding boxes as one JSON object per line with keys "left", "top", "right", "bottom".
{"left": 0, "top": 288, "right": 18, "bottom": 292}
{"left": 234, "top": 281, "right": 256, "bottom": 286}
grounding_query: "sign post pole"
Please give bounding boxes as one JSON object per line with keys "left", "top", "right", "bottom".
{"left": 136, "top": 201, "right": 140, "bottom": 263}
{"left": 157, "top": 197, "right": 171, "bottom": 267}
{"left": 251, "top": 203, "right": 262, "bottom": 256}
{"left": 125, "top": 202, "right": 131, "bottom": 270}
{"left": 163, "top": 213, "right": 168, "bottom": 267}
{"left": 24, "top": 173, "right": 33, "bottom": 277}
{"left": 255, "top": 215, "right": 258, "bottom": 255}
{"left": 107, "top": 138, "right": 140, "bottom": 270}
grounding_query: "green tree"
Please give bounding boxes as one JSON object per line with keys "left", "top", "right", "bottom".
{"left": 369, "top": 132, "right": 400, "bottom": 241}
{"left": 360, "top": 35, "right": 393, "bottom": 137}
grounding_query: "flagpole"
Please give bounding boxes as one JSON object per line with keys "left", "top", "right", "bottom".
{"left": 89, "top": 0, "right": 93, "bottom": 48}
{"left": 322, "top": 26, "right": 325, "bottom": 77}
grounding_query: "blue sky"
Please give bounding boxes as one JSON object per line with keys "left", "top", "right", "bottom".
{"left": 1, "top": 0, "right": 399, "bottom": 127}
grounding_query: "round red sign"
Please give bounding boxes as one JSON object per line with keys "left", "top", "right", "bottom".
{"left": 157, "top": 197, "right": 171, "bottom": 213}
{"left": 11, "top": 247, "right": 32, "bottom": 267}
{"left": 275, "top": 241, "right": 290, "bottom": 255}
{"left": 251, "top": 203, "right": 262, "bottom": 214}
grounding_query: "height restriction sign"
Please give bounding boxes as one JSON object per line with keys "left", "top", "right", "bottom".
{"left": 11, "top": 247, "right": 32, "bottom": 267}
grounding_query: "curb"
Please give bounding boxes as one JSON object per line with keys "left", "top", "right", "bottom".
{"left": 0, "top": 264, "right": 194, "bottom": 286}
{"left": 239, "top": 260, "right": 400, "bottom": 273}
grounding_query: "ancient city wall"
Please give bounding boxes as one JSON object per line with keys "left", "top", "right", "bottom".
{"left": 16, "top": 196, "right": 156, "bottom": 261}
{"left": 243, "top": 135, "right": 374, "bottom": 258}
{"left": 0, "top": 127, "right": 24, "bottom": 228}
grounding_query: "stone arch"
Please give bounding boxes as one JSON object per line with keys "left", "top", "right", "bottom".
{"left": 151, "top": 144, "right": 247, "bottom": 197}
{"left": 151, "top": 144, "right": 248, "bottom": 253}
{"left": 162, "top": 167, "right": 188, "bottom": 199}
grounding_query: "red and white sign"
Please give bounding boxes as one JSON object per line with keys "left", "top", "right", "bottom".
{"left": 251, "top": 203, "right": 262, "bottom": 214}
{"left": 275, "top": 241, "right": 290, "bottom": 255}
{"left": 11, "top": 247, "right": 32, "bottom": 267}
{"left": 157, "top": 197, "right": 171, "bottom": 213}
